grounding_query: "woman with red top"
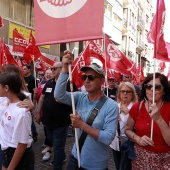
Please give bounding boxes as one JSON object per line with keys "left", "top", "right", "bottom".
{"left": 125, "top": 72, "right": 170, "bottom": 169}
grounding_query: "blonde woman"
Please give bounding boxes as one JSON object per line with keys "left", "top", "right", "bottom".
{"left": 110, "top": 82, "right": 138, "bottom": 170}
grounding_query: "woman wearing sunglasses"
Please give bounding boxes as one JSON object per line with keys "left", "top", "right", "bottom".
{"left": 125, "top": 73, "right": 170, "bottom": 169}
{"left": 110, "top": 82, "right": 137, "bottom": 170}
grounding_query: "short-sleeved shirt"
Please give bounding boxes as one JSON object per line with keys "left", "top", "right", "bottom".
{"left": 104, "top": 87, "right": 117, "bottom": 100}
{"left": 24, "top": 75, "right": 35, "bottom": 100}
{"left": 41, "top": 78, "right": 78, "bottom": 128}
{"left": 0, "top": 102, "right": 32, "bottom": 150}
{"left": 129, "top": 101, "right": 170, "bottom": 153}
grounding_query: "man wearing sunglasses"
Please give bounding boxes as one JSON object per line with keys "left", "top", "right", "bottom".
{"left": 36, "top": 62, "right": 78, "bottom": 170}
{"left": 103, "top": 76, "right": 117, "bottom": 101}
{"left": 54, "top": 50, "right": 119, "bottom": 170}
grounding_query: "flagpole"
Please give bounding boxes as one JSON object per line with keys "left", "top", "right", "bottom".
{"left": 151, "top": 0, "right": 159, "bottom": 140}
{"left": 66, "top": 43, "right": 81, "bottom": 168}
{"left": 103, "top": 33, "right": 109, "bottom": 96}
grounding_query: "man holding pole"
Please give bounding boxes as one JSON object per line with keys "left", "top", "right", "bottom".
{"left": 36, "top": 62, "right": 78, "bottom": 170}
{"left": 54, "top": 50, "right": 119, "bottom": 170}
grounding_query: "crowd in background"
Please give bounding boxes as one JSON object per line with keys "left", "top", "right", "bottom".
{"left": 0, "top": 56, "right": 169, "bottom": 170}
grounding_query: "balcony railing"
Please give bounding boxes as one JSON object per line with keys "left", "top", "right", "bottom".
{"left": 137, "top": 17, "right": 145, "bottom": 28}
{"left": 136, "top": 40, "right": 145, "bottom": 50}
{"left": 123, "top": 18, "right": 127, "bottom": 28}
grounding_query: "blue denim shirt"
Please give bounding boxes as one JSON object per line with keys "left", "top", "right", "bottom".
{"left": 54, "top": 72, "right": 119, "bottom": 170}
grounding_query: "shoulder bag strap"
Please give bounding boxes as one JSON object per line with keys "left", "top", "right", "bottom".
{"left": 78, "top": 95, "right": 107, "bottom": 153}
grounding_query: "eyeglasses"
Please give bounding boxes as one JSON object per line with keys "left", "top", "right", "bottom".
{"left": 81, "top": 74, "right": 101, "bottom": 81}
{"left": 120, "top": 90, "right": 132, "bottom": 94}
{"left": 51, "top": 67, "right": 62, "bottom": 71}
{"left": 144, "top": 84, "right": 163, "bottom": 91}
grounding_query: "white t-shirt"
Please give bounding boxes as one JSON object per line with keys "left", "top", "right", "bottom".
{"left": 0, "top": 102, "right": 32, "bottom": 150}
{"left": 110, "top": 102, "right": 133, "bottom": 151}
{"left": 0, "top": 97, "right": 9, "bottom": 119}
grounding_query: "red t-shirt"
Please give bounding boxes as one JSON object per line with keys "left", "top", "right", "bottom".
{"left": 129, "top": 101, "right": 170, "bottom": 153}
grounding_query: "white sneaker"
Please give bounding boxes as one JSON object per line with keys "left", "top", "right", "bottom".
{"left": 42, "top": 151, "right": 51, "bottom": 161}
{"left": 42, "top": 147, "right": 49, "bottom": 154}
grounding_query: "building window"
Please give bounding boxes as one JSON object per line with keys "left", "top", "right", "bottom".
{"left": 114, "top": 14, "right": 122, "bottom": 30}
{"left": 25, "top": 0, "right": 34, "bottom": 27}
{"left": 104, "top": 1, "right": 113, "bottom": 20}
{"left": 0, "top": 0, "right": 11, "bottom": 17}
{"left": 14, "top": 0, "right": 25, "bottom": 24}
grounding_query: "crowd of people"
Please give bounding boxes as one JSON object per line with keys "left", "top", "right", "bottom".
{"left": 0, "top": 50, "right": 169, "bottom": 170}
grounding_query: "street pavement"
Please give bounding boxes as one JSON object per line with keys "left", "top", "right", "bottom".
{"left": 33, "top": 124, "right": 116, "bottom": 170}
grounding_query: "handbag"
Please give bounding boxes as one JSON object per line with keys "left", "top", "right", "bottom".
{"left": 78, "top": 95, "right": 107, "bottom": 153}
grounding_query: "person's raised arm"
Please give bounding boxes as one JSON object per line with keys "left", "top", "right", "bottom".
{"left": 62, "top": 50, "right": 73, "bottom": 74}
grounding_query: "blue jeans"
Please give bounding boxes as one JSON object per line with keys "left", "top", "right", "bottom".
{"left": 45, "top": 126, "right": 68, "bottom": 170}
{"left": 112, "top": 149, "right": 121, "bottom": 170}
{"left": 31, "top": 119, "right": 37, "bottom": 134}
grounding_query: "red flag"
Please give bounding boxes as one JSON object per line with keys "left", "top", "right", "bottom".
{"left": 0, "top": 16, "right": 4, "bottom": 28}
{"left": 16, "top": 56, "right": 24, "bottom": 70}
{"left": 23, "top": 30, "right": 41, "bottom": 64}
{"left": 132, "top": 62, "right": 144, "bottom": 85}
{"left": 167, "top": 64, "right": 170, "bottom": 79}
{"left": 128, "top": 61, "right": 137, "bottom": 76}
{"left": 13, "top": 29, "right": 28, "bottom": 53}
{"left": 104, "top": 34, "right": 132, "bottom": 75}
{"left": 35, "top": 54, "right": 54, "bottom": 71}
{"left": 0, "top": 39, "right": 4, "bottom": 70}
{"left": 159, "top": 61, "right": 166, "bottom": 72}
{"left": 72, "top": 41, "right": 105, "bottom": 88}
{"left": 147, "top": 0, "right": 170, "bottom": 61}
{"left": 34, "top": 0, "right": 104, "bottom": 45}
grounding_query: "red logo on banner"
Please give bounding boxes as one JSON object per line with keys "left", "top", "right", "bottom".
{"left": 37, "top": 0, "right": 87, "bottom": 18}
{"left": 107, "top": 44, "right": 122, "bottom": 62}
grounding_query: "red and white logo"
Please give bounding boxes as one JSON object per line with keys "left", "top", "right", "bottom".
{"left": 37, "top": 0, "right": 87, "bottom": 18}
{"left": 107, "top": 44, "right": 122, "bottom": 62}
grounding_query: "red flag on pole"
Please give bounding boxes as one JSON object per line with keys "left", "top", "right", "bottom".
{"left": 34, "top": 0, "right": 104, "bottom": 45}
{"left": 0, "top": 16, "right": 4, "bottom": 28}
{"left": 35, "top": 54, "right": 54, "bottom": 71}
{"left": 147, "top": 0, "right": 170, "bottom": 61}
{"left": 159, "top": 61, "right": 166, "bottom": 72}
{"left": 23, "top": 30, "right": 41, "bottom": 64}
{"left": 104, "top": 34, "right": 132, "bottom": 75}
{"left": 72, "top": 41, "right": 105, "bottom": 88}
{"left": 16, "top": 56, "right": 24, "bottom": 70}
{"left": 0, "top": 39, "right": 4, "bottom": 70}
{"left": 13, "top": 29, "right": 28, "bottom": 53}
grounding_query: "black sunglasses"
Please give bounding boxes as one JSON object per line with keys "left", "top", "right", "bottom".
{"left": 81, "top": 74, "right": 101, "bottom": 81}
{"left": 51, "top": 67, "right": 62, "bottom": 71}
{"left": 144, "top": 84, "right": 163, "bottom": 91}
{"left": 120, "top": 90, "right": 132, "bottom": 94}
